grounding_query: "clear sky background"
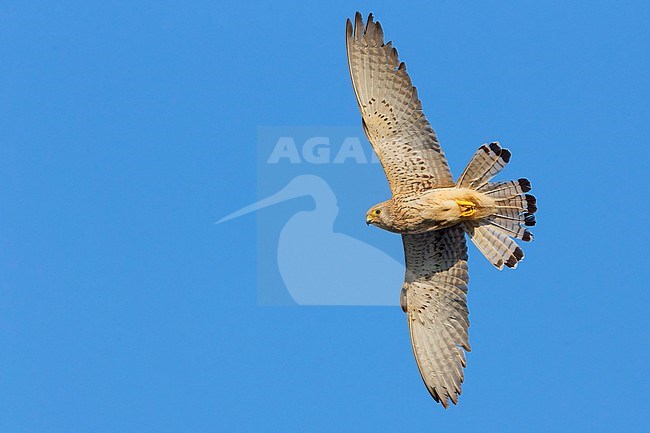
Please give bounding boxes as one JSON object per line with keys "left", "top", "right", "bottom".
{"left": 1, "top": 1, "right": 648, "bottom": 432}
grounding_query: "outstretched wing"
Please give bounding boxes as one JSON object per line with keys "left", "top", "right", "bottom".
{"left": 401, "top": 226, "right": 471, "bottom": 408}
{"left": 346, "top": 12, "right": 455, "bottom": 196}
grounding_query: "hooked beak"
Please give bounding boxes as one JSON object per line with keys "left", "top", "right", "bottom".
{"left": 366, "top": 218, "right": 371, "bottom": 226}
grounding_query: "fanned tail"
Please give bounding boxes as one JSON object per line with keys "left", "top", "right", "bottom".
{"left": 458, "top": 143, "right": 537, "bottom": 269}
{"left": 482, "top": 179, "right": 536, "bottom": 243}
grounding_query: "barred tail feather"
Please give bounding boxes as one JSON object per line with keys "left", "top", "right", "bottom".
{"left": 485, "top": 216, "right": 534, "bottom": 242}
{"left": 481, "top": 178, "right": 531, "bottom": 196}
{"left": 463, "top": 222, "right": 524, "bottom": 269}
{"left": 456, "top": 142, "right": 511, "bottom": 189}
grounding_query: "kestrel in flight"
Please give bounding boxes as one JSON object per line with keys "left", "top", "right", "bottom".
{"left": 346, "top": 12, "right": 537, "bottom": 407}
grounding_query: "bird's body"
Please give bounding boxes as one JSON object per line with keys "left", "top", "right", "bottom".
{"left": 367, "top": 186, "right": 498, "bottom": 234}
{"left": 346, "top": 12, "right": 538, "bottom": 407}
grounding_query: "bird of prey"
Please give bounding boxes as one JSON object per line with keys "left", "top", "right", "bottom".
{"left": 346, "top": 12, "right": 537, "bottom": 408}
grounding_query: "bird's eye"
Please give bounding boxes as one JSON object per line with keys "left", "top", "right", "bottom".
{"left": 374, "top": 209, "right": 381, "bottom": 215}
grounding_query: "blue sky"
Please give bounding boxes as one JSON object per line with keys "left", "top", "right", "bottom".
{"left": 1, "top": 1, "right": 648, "bottom": 432}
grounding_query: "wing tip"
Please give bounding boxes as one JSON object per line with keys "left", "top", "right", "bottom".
{"left": 354, "top": 11, "right": 363, "bottom": 38}
{"left": 348, "top": 11, "right": 386, "bottom": 46}
{"left": 427, "top": 386, "right": 461, "bottom": 409}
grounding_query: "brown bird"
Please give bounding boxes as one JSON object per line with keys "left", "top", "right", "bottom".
{"left": 346, "top": 12, "right": 537, "bottom": 407}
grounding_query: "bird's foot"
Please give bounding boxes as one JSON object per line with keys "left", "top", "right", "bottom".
{"left": 455, "top": 199, "right": 476, "bottom": 218}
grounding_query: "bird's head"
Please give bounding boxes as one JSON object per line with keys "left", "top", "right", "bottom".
{"left": 365, "top": 202, "right": 391, "bottom": 229}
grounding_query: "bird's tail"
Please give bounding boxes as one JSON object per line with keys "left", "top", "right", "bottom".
{"left": 456, "top": 142, "right": 537, "bottom": 269}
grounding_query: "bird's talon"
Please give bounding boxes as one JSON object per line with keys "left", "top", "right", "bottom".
{"left": 455, "top": 199, "right": 476, "bottom": 218}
